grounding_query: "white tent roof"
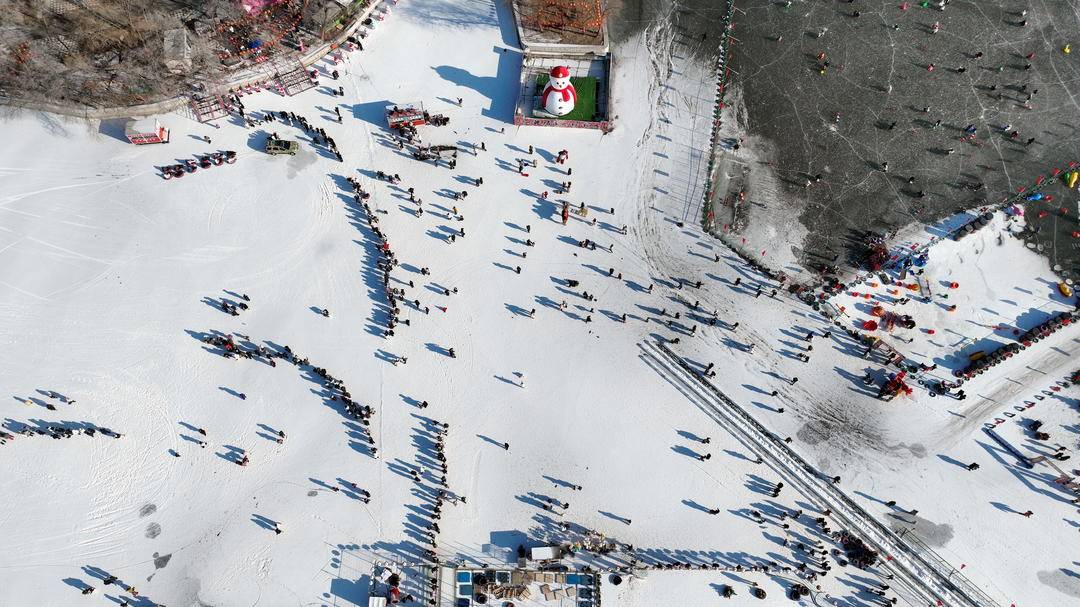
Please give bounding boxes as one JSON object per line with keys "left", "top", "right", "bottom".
{"left": 530, "top": 546, "right": 560, "bottom": 560}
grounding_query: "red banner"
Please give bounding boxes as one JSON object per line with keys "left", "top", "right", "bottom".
{"left": 514, "top": 116, "right": 611, "bottom": 132}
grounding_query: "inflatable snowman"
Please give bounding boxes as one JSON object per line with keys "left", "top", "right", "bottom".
{"left": 540, "top": 65, "right": 577, "bottom": 117}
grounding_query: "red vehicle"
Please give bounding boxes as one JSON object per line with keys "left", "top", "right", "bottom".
{"left": 879, "top": 371, "right": 913, "bottom": 400}
{"left": 125, "top": 118, "right": 170, "bottom": 145}
{"left": 386, "top": 103, "right": 426, "bottom": 129}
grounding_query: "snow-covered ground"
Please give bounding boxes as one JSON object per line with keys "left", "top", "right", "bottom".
{"left": 828, "top": 211, "right": 1075, "bottom": 375}
{"left": 0, "top": 1, "right": 1077, "bottom": 607}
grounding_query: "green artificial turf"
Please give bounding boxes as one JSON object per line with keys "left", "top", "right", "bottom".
{"left": 535, "top": 74, "right": 599, "bottom": 122}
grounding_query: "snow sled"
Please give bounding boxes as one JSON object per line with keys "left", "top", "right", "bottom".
{"left": 428, "top": 144, "right": 458, "bottom": 157}
{"left": 161, "top": 164, "right": 186, "bottom": 179}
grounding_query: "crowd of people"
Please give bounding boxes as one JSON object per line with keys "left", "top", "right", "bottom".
{"left": 1, "top": 420, "right": 121, "bottom": 444}
{"left": 198, "top": 331, "right": 378, "bottom": 460}
{"left": 30, "top": 2, "right": 1079, "bottom": 605}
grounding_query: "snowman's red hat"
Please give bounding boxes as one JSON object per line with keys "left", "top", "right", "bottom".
{"left": 550, "top": 65, "right": 570, "bottom": 79}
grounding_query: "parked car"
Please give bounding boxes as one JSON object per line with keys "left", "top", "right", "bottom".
{"left": 265, "top": 138, "right": 299, "bottom": 156}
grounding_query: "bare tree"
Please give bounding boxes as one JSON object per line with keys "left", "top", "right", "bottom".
{"left": 0, "top": 0, "right": 247, "bottom": 107}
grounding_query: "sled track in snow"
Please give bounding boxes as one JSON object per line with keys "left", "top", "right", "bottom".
{"left": 638, "top": 339, "right": 1003, "bottom": 607}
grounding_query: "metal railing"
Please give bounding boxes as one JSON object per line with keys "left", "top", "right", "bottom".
{"left": 643, "top": 340, "right": 1004, "bottom": 607}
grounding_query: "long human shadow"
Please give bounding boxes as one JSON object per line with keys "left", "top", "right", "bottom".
{"left": 671, "top": 444, "right": 701, "bottom": 459}
{"left": 251, "top": 513, "right": 277, "bottom": 531}
{"left": 187, "top": 329, "right": 377, "bottom": 458}
{"left": 936, "top": 453, "right": 970, "bottom": 469}
{"left": 331, "top": 172, "right": 392, "bottom": 338}
{"left": 598, "top": 510, "right": 630, "bottom": 524}
{"left": 682, "top": 498, "right": 712, "bottom": 513}
{"left": 62, "top": 577, "right": 92, "bottom": 592}
{"left": 542, "top": 474, "right": 577, "bottom": 490}
{"left": 367, "top": 414, "right": 450, "bottom": 575}
{"left": 476, "top": 433, "right": 505, "bottom": 448}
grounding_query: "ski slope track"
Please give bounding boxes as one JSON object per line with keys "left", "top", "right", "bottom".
{"left": 639, "top": 339, "right": 1002, "bottom": 607}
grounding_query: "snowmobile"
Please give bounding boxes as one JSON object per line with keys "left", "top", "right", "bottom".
{"left": 199, "top": 155, "right": 213, "bottom": 169}
{"left": 183, "top": 159, "right": 198, "bottom": 173}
